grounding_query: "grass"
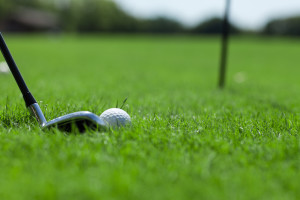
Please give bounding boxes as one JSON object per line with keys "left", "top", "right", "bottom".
{"left": 0, "top": 34, "right": 299, "bottom": 200}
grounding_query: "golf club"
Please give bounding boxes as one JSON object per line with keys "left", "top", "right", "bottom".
{"left": 0, "top": 32, "right": 106, "bottom": 132}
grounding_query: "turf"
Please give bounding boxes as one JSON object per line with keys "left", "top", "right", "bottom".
{"left": 0, "top": 35, "right": 299, "bottom": 200}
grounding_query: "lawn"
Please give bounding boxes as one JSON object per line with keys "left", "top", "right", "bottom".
{"left": 0, "top": 34, "right": 299, "bottom": 200}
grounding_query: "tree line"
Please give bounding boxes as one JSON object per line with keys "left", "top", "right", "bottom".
{"left": 0, "top": 0, "right": 300, "bottom": 36}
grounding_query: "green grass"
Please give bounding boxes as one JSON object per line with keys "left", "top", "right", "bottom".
{"left": 0, "top": 34, "right": 299, "bottom": 200}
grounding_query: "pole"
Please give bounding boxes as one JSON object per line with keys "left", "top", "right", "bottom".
{"left": 218, "top": 0, "right": 231, "bottom": 89}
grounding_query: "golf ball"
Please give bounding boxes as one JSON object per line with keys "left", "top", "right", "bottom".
{"left": 0, "top": 62, "right": 10, "bottom": 74}
{"left": 100, "top": 108, "right": 131, "bottom": 128}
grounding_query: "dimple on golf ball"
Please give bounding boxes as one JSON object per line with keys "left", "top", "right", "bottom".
{"left": 100, "top": 108, "right": 131, "bottom": 128}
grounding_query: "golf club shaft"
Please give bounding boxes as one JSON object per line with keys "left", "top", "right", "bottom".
{"left": 0, "top": 32, "right": 37, "bottom": 107}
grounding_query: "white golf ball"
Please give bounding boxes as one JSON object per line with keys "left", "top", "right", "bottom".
{"left": 0, "top": 62, "right": 10, "bottom": 74}
{"left": 100, "top": 108, "right": 131, "bottom": 128}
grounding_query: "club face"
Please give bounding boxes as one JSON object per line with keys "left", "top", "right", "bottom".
{"left": 42, "top": 111, "right": 107, "bottom": 133}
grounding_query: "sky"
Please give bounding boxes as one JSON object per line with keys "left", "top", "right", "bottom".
{"left": 113, "top": 0, "right": 300, "bottom": 30}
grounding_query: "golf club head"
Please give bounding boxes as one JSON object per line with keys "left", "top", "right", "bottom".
{"left": 43, "top": 111, "right": 107, "bottom": 133}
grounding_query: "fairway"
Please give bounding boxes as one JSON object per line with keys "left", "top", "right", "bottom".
{"left": 0, "top": 35, "right": 299, "bottom": 200}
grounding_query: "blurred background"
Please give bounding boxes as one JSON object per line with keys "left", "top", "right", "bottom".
{"left": 0, "top": 0, "right": 300, "bottom": 36}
